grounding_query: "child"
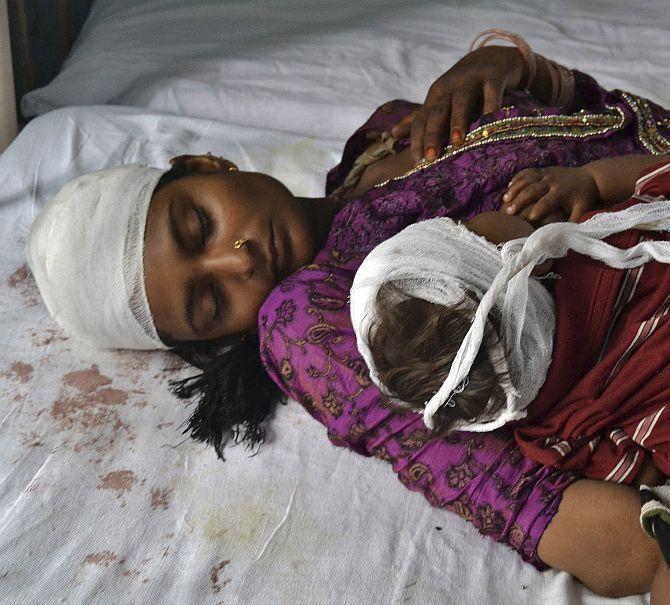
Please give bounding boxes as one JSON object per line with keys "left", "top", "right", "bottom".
{"left": 351, "top": 156, "right": 670, "bottom": 586}
{"left": 350, "top": 156, "right": 670, "bottom": 584}
{"left": 351, "top": 154, "right": 670, "bottom": 453}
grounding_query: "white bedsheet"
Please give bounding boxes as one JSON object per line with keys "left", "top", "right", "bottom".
{"left": 4, "top": 0, "right": 669, "bottom": 603}
{"left": 1, "top": 106, "right": 631, "bottom": 605}
{"left": 0, "top": 107, "right": 644, "bottom": 605}
{"left": 22, "top": 0, "right": 670, "bottom": 140}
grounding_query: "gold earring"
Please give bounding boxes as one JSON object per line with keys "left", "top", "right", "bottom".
{"left": 233, "top": 238, "right": 248, "bottom": 250}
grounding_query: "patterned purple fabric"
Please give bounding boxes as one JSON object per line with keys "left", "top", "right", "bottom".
{"left": 258, "top": 71, "right": 670, "bottom": 568}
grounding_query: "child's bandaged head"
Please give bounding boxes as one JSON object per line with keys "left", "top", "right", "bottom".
{"left": 366, "top": 283, "right": 511, "bottom": 433}
{"left": 351, "top": 203, "right": 670, "bottom": 432}
{"left": 350, "top": 217, "right": 555, "bottom": 432}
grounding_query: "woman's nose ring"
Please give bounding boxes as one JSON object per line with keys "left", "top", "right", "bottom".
{"left": 233, "top": 238, "right": 248, "bottom": 250}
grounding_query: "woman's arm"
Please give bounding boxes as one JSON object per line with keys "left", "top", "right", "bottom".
{"left": 260, "top": 272, "right": 670, "bottom": 598}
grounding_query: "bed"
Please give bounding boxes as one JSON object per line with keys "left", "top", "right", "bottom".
{"left": 2, "top": 1, "right": 669, "bottom": 603}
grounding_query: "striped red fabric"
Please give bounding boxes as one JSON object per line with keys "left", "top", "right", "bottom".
{"left": 515, "top": 161, "right": 670, "bottom": 482}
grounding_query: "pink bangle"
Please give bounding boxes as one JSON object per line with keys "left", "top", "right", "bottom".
{"left": 536, "top": 54, "right": 560, "bottom": 106}
{"left": 537, "top": 54, "right": 576, "bottom": 111}
{"left": 469, "top": 29, "right": 537, "bottom": 91}
{"left": 554, "top": 61, "right": 575, "bottom": 111}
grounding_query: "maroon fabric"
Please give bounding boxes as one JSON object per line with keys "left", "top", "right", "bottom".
{"left": 516, "top": 162, "right": 670, "bottom": 482}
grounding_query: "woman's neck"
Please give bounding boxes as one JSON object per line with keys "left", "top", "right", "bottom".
{"left": 297, "top": 196, "right": 339, "bottom": 251}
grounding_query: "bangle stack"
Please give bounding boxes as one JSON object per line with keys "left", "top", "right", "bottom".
{"left": 469, "top": 29, "right": 537, "bottom": 91}
{"left": 469, "top": 29, "right": 575, "bottom": 112}
{"left": 538, "top": 55, "right": 575, "bottom": 112}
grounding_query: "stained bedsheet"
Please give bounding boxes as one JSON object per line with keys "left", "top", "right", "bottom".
{"left": 4, "top": 0, "right": 670, "bottom": 603}
{"left": 1, "top": 106, "right": 600, "bottom": 605}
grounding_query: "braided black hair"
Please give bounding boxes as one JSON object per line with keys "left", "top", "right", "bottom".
{"left": 171, "top": 336, "right": 286, "bottom": 460}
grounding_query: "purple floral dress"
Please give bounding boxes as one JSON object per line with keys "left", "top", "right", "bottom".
{"left": 258, "top": 71, "right": 670, "bottom": 569}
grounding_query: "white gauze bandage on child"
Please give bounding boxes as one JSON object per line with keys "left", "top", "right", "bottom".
{"left": 351, "top": 201, "right": 670, "bottom": 432}
{"left": 26, "top": 165, "right": 169, "bottom": 350}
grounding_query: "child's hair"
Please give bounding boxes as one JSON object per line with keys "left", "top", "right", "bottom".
{"left": 367, "top": 283, "right": 507, "bottom": 435}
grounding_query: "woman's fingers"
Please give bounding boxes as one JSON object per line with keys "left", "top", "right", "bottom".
{"left": 449, "top": 89, "right": 477, "bottom": 146}
{"left": 482, "top": 79, "right": 504, "bottom": 116}
{"left": 422, "top": 100, "right": 451, "bottom": 160}
{"left": 391, "top": 112, "right": 415, "bottom": 139}
{"left": 396, "top": 74, "right": 505, "bottom": 158}
{"left": 410, "top": 111, "right": 429, "bottom": 164}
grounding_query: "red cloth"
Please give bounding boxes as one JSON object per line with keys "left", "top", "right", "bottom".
{"left": 515, "top": 161, "right": 670, "bottom": 483}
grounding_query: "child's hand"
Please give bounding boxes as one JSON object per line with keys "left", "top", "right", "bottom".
{"left": 502, "top": 166, "right": 599, "bottom": 224}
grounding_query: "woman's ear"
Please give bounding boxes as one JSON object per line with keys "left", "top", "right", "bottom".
{"left": 168, "top": 154, "right": 238, "bottom": 174}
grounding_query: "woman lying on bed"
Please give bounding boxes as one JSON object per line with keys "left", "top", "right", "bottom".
{"left": 25, "top": 31, "right": 670, "bottom": 600}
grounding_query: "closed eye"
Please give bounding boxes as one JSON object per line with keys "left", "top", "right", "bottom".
{"left": 210, "top": 281, "right": 221, "bottom": 321}
{"left": 194, "top": 204, "right": 212, "bottom": 246}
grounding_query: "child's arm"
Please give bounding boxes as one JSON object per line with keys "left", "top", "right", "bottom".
{"left": 502, "top": 154, "right": 670, "bottom": 224}
{"left": 464, "top": 210, "right": 534, "bottom": 243}
{"left": 464, "top": 211, "right": 553, "bottom": 275}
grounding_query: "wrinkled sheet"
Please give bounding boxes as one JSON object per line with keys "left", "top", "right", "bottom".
{"left": 4, "top": 0, "right": 670, "bottom": 603}
{"left": 22, "top": 0, "right": 670, "bottom": 137}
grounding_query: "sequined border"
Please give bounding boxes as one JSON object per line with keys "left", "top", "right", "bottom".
{"left": 374, "top": 106, "right": 627, "bottom": 190}
{"left": 619, "top": 91, "right": 670, "bottom": 155}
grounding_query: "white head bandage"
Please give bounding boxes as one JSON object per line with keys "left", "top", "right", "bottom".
{"left": 350, "top": 217, "right": 555, "bottom": 432}
{"left": 351, "top": 201, "right": 670, "bottom": 432}
{"left": 26, "top": 165, "right": 169, "bottom": 350}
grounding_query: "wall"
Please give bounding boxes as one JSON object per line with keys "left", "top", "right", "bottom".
{"left": 8, "top": 0, "right": 93, "bottom": 121}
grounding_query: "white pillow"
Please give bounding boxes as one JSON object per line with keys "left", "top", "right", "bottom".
{"left": 22, "top": 0, "right": 670, "bottom": 140}
{"left": 21, "top": 0, "right": 453, "bottom": 139}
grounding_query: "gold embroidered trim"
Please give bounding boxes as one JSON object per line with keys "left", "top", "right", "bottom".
{"left": 373, "top": 106, "right": 627, "bottom": 190}
{"left": 619, "top": 91, "right": 670, "bottom": 155}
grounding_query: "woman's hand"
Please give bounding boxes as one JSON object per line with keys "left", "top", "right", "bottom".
{"left": 391, "top": 46, "right": 526, "bottom": 164}
{"left": 502, "top": 166, "right": 599, "bottom": 225}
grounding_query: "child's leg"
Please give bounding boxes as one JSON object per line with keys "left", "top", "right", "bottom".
{"left": 538, "top": 478, "right": 662, "bottom": 597}
{"left": 651, "top": 555, "right": 670, "bottom": 605}
{"left": 634, "top": 453, "right": 667, "bottom": 488}
{"left": 641, "top": 482, "right": 670, "bottom": 603}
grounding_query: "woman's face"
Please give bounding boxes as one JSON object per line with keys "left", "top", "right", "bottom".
{"left": 143, "top": 156, "right": 315, "bottom": 344}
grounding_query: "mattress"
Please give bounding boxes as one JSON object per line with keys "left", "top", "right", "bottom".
{"left": 4, "top": 0, "right": 669, "bottom": 603}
